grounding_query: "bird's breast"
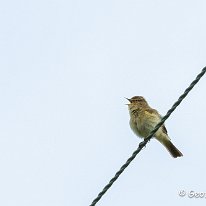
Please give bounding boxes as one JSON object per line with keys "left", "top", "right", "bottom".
{"left": 129, "top": 117, "right": 144, "bottom": 138}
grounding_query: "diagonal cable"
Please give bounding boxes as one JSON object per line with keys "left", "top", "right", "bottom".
{"left": 89, "top": 66, "right": 206, "bottom": 206}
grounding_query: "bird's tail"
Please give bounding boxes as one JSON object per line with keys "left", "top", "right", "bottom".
{"left": 161, "top": 139, "right": 183, "bottom": 158}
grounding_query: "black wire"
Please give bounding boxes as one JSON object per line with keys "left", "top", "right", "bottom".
{"left": 89, "top": 66, "right": 206, "bottom": 206}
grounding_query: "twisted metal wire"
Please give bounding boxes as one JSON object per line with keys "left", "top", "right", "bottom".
{"left": 89, "top": 66, "right": 206, "bottom": 206}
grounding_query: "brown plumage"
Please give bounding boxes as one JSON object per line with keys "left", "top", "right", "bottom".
{"left": 126, "top": 96, "right": 183, "bottom": 158}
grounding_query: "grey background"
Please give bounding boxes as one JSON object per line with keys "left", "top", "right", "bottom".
{"left": 0, "top": 0, "right": 206, "bottom": 206}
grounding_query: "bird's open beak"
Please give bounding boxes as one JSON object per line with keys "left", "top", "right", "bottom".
{"left": 125, "top": 97, "right": 131, "bottom": 105}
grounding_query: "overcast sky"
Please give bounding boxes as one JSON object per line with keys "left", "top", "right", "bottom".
{"left": 1, "top": 0, "right": 206, "bottom": 206}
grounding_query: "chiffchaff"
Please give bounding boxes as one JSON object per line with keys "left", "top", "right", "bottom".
{"left": 126, "top": 96, "right": 183, "bottom": 158}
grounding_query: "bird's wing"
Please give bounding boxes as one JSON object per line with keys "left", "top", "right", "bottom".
{"left": 144, "top": 108, "right": 161, "bottom": 121}
{"left": 140, "top": 108, "right": 168, "bottom": 136}
{"left": 162, "top": 125, "right": 168, "bottom": 135}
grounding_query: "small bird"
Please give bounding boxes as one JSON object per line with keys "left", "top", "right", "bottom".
{"left": 126, "top": 96, "right": 183, "bottom": 158}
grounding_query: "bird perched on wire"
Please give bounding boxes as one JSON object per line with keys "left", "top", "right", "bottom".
{"left": 126, "top": 96, "right": 183, "bottom": 158}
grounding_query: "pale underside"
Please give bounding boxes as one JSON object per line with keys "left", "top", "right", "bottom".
{"left": 129, "top": 108, "right": 170, "bottom": 141}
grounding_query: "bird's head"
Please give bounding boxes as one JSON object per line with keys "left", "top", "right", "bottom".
{"left": 125, "top": 96, "right": 149, "bottom": 110}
